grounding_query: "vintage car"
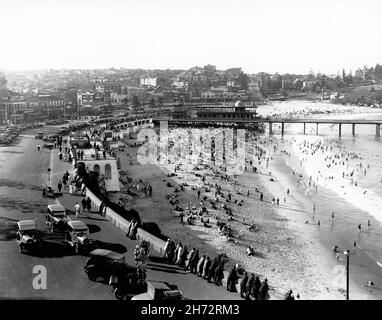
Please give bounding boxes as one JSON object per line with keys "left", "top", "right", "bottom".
{"left": 110, "top": 267, "right": 147, "bottom": 300}
{"left": 42, "top": 143, "right": 55, "bottom": 149}
{"left": 42, "top": 186, "right": 56, "bottom": 198}
{"left": 16, "top": 220, "right": 39, "bottom": 253}
{"left": 35, "top": 132, "right": 44, "bottom": 139}
{"left": 131, "top": 281, "right": 184, "bottom": 301}
{"left": 43, "top": 135, "right": 56, "bottom": 142}
{"left": 84, "top": 249, "right": 139, "bottom": 285}
{"left": 65, "top": 220, "right": 91, "bottom": 254}
{"left": 46, "top": 204, "right": 68, "bottom": 232}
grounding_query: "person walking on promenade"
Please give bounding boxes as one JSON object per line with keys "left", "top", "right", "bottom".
{"left": 189, "top": 249, "right": 199, "bottom": 273}
{"left": 197, "top": 189, "right": 201, "bottom": 199}
{"left": 258, "top": 278, "right": 269, "bottom": 300}
{"left": 81, "top": 197, "right": 87, "bottom": 212}
{"left": 214, "top": 258, "right": 226, "bottom": 286}
{"left": 167, "top": 239, "right": 176, "bottom": 263}
{"left": 184, "top": 248, "right": 195, "bottom": 271}
{"left": 173, "top": 242, "right": 182, "bottom": 264}
{"left": 134, "top": 245, "right": 140, "bottom": 265}
{"left": 175, "top": 243, "right": 183, "bottom": 265}
{"left": 130, "top": 220, "right": 139, "bottom": 240}
{"left": 245, "top": 273, "right": 255, "bottom": 300}
{"left": 57, "top": 180, "right": 62, "bottom": 193}
{"left": 252, "top": 276, "right": 261, "bottom": 300}
{"left": 240, "top": 272, "right": 248, "bottom": 298}
{"left": 74, "top": 202, "right": 81, "bottom": 218}
{"left": 196, "top": 255, "right": 206, "bottom": 277}
{"left": 86, "top": 197, "right": 92, "bottom": 212}
{"left": 227, "top": 266, "right": 238, "bottom": 292}
{"left": 202, "top": 256, "right": 211, "bottom": 279}
{"left": 180, "top": 246, "right": 188, "bottom": 267}
{"left": 164, "top": 238, "right": 171, "bottom": 259}
{"left": 207, "top": 257, "right": 219, "bottom": 283}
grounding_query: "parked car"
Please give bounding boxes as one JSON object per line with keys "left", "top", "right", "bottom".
{"left": 131, "top": 281, "right": 184, "bottom": 301}
{"left": 46, "top": 204, "right": 68, "bottom": 232}
{"left": 43, "top": 135, "right": 55, "bottom": 142}
{"left": 16, "top": 220, "right": 39, "bottom": 253}
{"left": 65, "top": 220, "right": 91, "bottom": 254}
{"left": 35, "top": 132, "right": 44, "bottom": 139}
{"left": 84, "top": 249, "right": 139, "bottom": 286}
{"left": 110, "top": 267, "right": 147, "bottom": 300}
{"left": 42, "top": 143, "right": 55, "bottom": 149}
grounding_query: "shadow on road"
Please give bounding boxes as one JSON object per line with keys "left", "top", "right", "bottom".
{"left": 0, "top": 195, "right": 47, "bottom": 214}
{"left": 0, "top": 179, "right": 42, "bottom": 192}
{"left": 145, "top": 265, "right": 186, "bottom": 274}
{"left": 91, "top": 240, "right": 127, "bottom": 254}
{"left": 87, "top": 224, "right": 101, "bottom": 234}
{"left": 0, "top": 218, "right": 17, "bottom": 241}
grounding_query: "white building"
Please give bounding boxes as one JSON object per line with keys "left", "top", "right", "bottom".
{"left": 140, "top": 77, "right": 157, "bottom": 87}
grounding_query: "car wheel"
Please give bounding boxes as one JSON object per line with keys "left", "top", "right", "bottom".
{"left": 114, "top": 288, "right": 125, "bottom": 300}
{"left": 87, "top": 268, "right": 97, "bottom": 281}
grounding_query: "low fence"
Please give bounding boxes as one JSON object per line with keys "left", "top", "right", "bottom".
{"left": 85, "top": 187, "right": 166, "bottom": 254}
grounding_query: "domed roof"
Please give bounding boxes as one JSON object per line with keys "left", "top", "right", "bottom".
{"left": 234, "top": 100, "right": 244, "bottom": 108}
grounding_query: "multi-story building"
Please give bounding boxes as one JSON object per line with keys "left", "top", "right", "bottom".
{"left": 140, "top": 77, "right": 157, "bottom": 87}
{"left": 0, "top": 89, "right": 27, "bottom": 123}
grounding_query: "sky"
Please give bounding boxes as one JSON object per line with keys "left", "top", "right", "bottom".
{"left": 0, "top": 0, "right": 381, "bottom": 74}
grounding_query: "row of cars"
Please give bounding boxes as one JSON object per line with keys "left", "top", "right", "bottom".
{"left": 16, "top": 204, "right": 185, "bottom": 300}
{"left": 17, "top": 204, "right": 90, "bottom": 254}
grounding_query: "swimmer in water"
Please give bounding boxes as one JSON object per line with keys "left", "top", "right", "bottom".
{"left": 368, "top": 220, "right": 371, "bottom": 227}
{"left": 331, "top": 212, "right": 334, "bottom": 219}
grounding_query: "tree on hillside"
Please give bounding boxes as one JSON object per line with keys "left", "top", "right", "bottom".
{"left": 342, "top": 69, "right": 346, "bottom": 81}
{"left": 347, "top": 70, "right": 353, "bottom": 84}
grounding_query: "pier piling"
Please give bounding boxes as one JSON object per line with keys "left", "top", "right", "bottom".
{"left": 352, "top": 123, "right": 355, "bottom": 136}
{"left": 269, "top": 122, "right": 273, "bottom": 135}
{"left": 316, "top": 123, "right": 318, "bottom": 135}
{"left": 339, "top": 123, "right": 342, "bottom": 138}
{"left": 376, "top": 124, "right": 381, "bottom": 138}
{"left": 303, "top": 123, "right": 306, "bottom": 135}
{"left": 281, "top": 122, "right": 284, "bottom": 136}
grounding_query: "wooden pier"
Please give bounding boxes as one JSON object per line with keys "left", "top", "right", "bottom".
{"left": 153, "top": 117, "right": 382, "bottom": 138}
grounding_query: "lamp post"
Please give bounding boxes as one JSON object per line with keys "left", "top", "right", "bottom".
{"left": 344, "top": 249, "right": 350, "bottom": 300}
